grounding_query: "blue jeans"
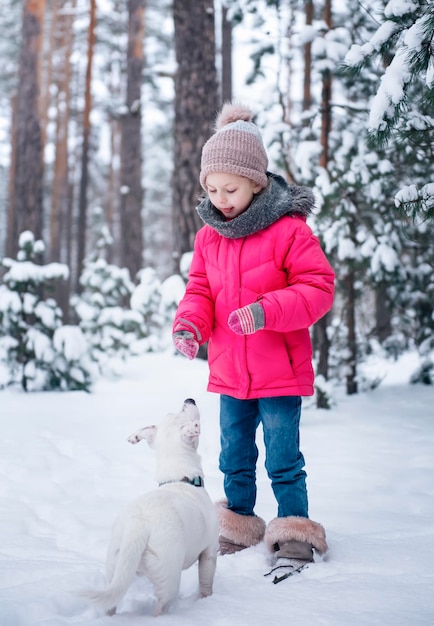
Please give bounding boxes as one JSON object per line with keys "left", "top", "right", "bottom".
{"left": 219, "top": 395, "right": 308, "bottom": 518}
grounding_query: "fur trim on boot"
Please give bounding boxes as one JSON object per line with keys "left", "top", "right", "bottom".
{"left": 265, "top": 516, "right": 328, "bottom": 556}
{"left": 216, "top": 500, "right": 266, "bottom": 554}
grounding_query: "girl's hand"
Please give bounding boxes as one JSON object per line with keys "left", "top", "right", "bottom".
{"left": 173, "top": 331, "right": 200, "bottom": 360}
{"left": 228, "top": 303, "right": 265, "bottom": 335}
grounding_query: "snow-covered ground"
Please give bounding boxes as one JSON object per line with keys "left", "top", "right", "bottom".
{"left": 1, "top": 351, "right": 433, "bottom": 625}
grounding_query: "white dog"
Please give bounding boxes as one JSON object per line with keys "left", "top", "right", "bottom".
{"left": 83, "top": 398, "right": 219, "bottom": 616}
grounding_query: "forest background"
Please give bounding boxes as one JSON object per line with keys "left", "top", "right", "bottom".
{"left": 0, "top": 0, "right": 433, "bottom": 403}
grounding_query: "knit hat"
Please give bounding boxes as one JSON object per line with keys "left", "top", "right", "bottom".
{"left": 199, "top": 103, "right": 268, "bottom": 190}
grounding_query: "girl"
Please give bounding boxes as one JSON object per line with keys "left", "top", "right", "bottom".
{"left": 173, "top": 103, "right": 334, "bottom": 575}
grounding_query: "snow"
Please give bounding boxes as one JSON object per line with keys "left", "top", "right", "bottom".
{"left": 0, "top": 285, "right": 21, "bottom": 313}
{"left": 26, "top": 328, "right": 54, "bottom": 363}
{"left": 393, "top": 182, "right": 434, "bottom": 214}
{"left": 368, "top": 48, "right": 412, "bottom": 131}
{"left": 53, "top": 326, "right": 89, "bottom": 362}
{"left": 3, "top": 260, "right": 69, "bottom": 284}
{"left": 337, "top": 237, "right": 356, "bottom": 261}
{"left": 344, "top": 21, "right": 399, "bottom": 66}
{"left": 420, "top": 183, "right": 434, "bottom": 210}
{"left": 385, "top": 0, "right": 419, "bottom": 19}
{"left": 344, "top": 2, "right": 432, "bottom": 134}
{"left": 1, "top": 351, "right": 433, "bottom": 625}
{"left": 370, "top": 240, "right": 400, "bottom": 274}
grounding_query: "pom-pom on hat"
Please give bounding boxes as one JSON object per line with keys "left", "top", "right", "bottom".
{"left": 200, "top": 102, "right": 268, "bottom": 190}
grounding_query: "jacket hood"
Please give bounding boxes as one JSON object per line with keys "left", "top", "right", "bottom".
{"left": 196, "top": 172, "right": 315, "bottom": 239}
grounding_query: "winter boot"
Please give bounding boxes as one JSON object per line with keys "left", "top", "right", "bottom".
{"left": 264, "top": 516, "right": 328, "bottom": 582}
{"left": 216, "top": 499, "right": 266, "bottom": 555}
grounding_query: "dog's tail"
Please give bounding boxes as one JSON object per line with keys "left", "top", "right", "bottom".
{"left": 80, "top": 521, "right": 149, "bottom": 613}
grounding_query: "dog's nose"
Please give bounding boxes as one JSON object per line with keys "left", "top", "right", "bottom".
{"left": 183, "top": 398, "right": 196, "bottom": 406}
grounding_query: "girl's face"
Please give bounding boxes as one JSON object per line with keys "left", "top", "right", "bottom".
{"left": 205, "top": 172, "right": 263, "bottom": 220}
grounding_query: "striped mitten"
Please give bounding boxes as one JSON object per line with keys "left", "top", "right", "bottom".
{"left": 228, "top": 303, "right": 265, "bottom": 335}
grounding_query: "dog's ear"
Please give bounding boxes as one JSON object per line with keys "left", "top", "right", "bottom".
{"left": 127, "top": 425, "right": 158, "bottom": 447}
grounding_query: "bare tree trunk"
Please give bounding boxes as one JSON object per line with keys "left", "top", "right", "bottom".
{"left": 107, "top": 117, "right": 121, "bottom": 264}
{"left": 76, "top": 0, "right": 96, "bottom": 291}
{"left": 9, "top": 0, "right": 46, "bottom": 256}
{"left": 50, "top": 0, "right": 75, "bottom": 318}
{"left": 6, "top": 94, "right": 17, "bottom": 258}
{"left": 302, "top": 0, "right": 313, "bottom": 113}
{"left": 172, "top": 0, "right": 218, "bottom": 268}
{"left": 39, "top": 0, "right": 57, "bottom": 159}
{"left": 120, "top": 0, "right": 145, "bottom": 280}
{"left": 345, "top": 266, "right": 358, "bottom": 395}
{"left": 319, "top": 0, "right": 332, "bottom": 169}
{"left": 275, "top": 6, "right": 295, "bottom": 183}
{"left": 315, "top": 0, "right": 333, "bottom": 407}
{"left": 51, "top": 2, "right": 74, "bottom": 263}
{"left": 221, "top": 5, "right": 232, "bottom": 103}
{"left": 375, "top": 281, "right": 392, "bottom": 343}
{"left": 104, "top": 0, "right": 123, "bottom": 266}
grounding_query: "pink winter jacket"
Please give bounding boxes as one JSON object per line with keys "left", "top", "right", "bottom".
{"left": 173, "top": 173, "right": 335, "bottom": 400}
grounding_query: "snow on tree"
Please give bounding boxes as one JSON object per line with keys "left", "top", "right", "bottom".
{"left": 158, "top": 272, "right": 188, "bottom": 350}
{"left": 344, "top": 0, "right": 434, "bottom": 220}
{"left": 72, "top": 256, "right": 150, "bottom": 376}
{"left": 130, "top": 267, "right": 188, "bottom": 352}
{"left": 0, "top": 231, "right": 93, "bottom": 391}
{"left": 217, "top": 0, "right": 433, "bottom": 391}
{"left": 340, "top": 0, "right": 434, "bottom": 380}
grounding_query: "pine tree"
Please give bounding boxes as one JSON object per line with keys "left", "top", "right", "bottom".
{"left": 0, "top": 231, "right": 93, "bottom": 391}
{"left": 343, "top": 0, "right": 434, "bottom": 221}
{"left": 131, "top": 267, "right": 164, "bottom": 351}
{"left": 72, "top": 256, "right": 148, "bottom": 376}
{"left": 341, "top": 0, "right": 434, "bottom": 381}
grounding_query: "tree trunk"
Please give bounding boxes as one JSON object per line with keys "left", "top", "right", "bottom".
{"left": 302, "top": 0, "right": 313, "bottom": 113}
{"left": 221, "top": 5, "right": 232, "bottom": 103}
{"left": 9, "top": 0, "right": 46, "bottom": 256}
{"left": 120, "top": 0, "right": 145, "bottom": 280}
{"left": 50, "top": 0, "right": 75, "bottom": 318}
{"left": 107, "top": 116, "right": 122, "bottom": 264}
{"left": 344, "top": 215, "right": 358, "bottom": 395}
{"left": 172, "top": 0, "right": 218, "bottom": 268}
{"left": 319, "top": 0, "right": 332, "bottom": 169}
{"left": 39, "top": 0, "right": 57, "bottom": 160}
{"left": 51, "top": 2, "right": 74, "bottom": 263}
{"left": 375, "top": 281, "right": 392, "bottom": 343}
{"left": 315, "top": 314, "right": 332, "bottom": 407}
{"left": 315, "top": 0, "right": 333, "bottom": 407}
{"left": 314, "top": 312, "right": 331, "bottom": 408}
{"left": 345, "top": 268, "right": 358, "bottom": 395}
{"left": 6, "top": 94, "right": 18, "bottom": 258}
{"left": 316, "top": 315, "right": 330, "bottom": 378}
{"left": 104, "top": 0, "right": 123, "bottom": 266}
{"left": 76, "top": 0, "right": 96, "bottom": 291}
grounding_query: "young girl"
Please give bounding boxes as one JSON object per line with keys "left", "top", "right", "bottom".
{"left": 173, "top": 103, "right": 334, "bottom": 575}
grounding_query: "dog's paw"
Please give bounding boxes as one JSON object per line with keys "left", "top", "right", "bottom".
{"left": 128, "top": 433, "right": 141, "bottom": 444}
{"left": 199, "top": 585, "right": 213, "bottom": 598}
{"left": 127, "top": 425, "right": 158, "bottom": 446}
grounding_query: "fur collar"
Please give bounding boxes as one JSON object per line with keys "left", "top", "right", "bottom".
{"left": 196, "top": 172, "right": 315, "bottom": 239}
